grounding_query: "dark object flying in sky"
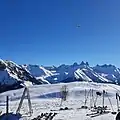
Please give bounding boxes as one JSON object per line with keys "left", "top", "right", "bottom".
{"left": 76, "top": 25, "right": 81, "bottom": 28}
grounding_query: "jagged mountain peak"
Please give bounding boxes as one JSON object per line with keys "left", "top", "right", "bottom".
{"left": 94, "top": 64, "right": 118, "bottom": 73}
{"left": 58, "top": 64, "right": 69, "bottom": 68}
{"left": 57, "top": 61, "right": 89, "bottom": 69}
{"left": 80, "top": 61, "right": 89, "bottom": 66}
{"left": 95, "top": 64, "right": 116, "bottom": 68}
{"left": 72, "top": 62, "right": 79, "bottom": 66}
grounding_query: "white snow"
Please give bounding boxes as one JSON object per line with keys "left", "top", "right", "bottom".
{"left": 36, "top": 76, "right": 50, "bottom": 84}
{"left": 0, "top": 82, "right": 120, "bottom": 120}
{"left": 74, "top": 69, "right": 92, "bottom": 82}
{"left": 6, "top": 60, "right": 22, "bottom": 69}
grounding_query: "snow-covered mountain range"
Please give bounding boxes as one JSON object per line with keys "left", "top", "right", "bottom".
{"left": 1, "top": 59, "right": 120, "bottom": 92}
{"left": 24, "top": 61, "right": 120, "bottom": 84}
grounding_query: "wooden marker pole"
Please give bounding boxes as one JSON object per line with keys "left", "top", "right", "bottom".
{"left": 6, "top": 96, "right": 9, "bottom": 120}
{"left": 90, "top": 89, "right": 92, "bottom": 108}
{"left": 92, "top": 89, "right": 94, "bottom": 106}
{"left": 84, "top": 89, "right": 86, "bottom": 106}
{"left": 6, "top": 96, "right": 9, "bottom": 114}
{"left": 102, "top": 90, "right": 105, "bottom": 112}
{"left": 116, "top": 93, "right": 119, "bottom": 111}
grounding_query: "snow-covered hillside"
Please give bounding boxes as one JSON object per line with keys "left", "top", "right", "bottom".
{"left": 0, "top": 59, "right": 48, "bottom": 93}
{"left": 0, "top": 82, "right": 119, "bottom": 120}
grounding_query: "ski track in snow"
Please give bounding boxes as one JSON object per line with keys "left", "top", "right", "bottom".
{"left": 0, "top": 82, "right": 119, "bottom": 120}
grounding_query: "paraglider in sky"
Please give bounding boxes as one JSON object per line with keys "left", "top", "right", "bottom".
{"left": 76, "top": 24, "right": 81, "bottom": 28}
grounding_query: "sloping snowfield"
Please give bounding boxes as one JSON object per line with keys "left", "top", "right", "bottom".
{"left": 0, "top": 82, "right": 120, "bottom": 120}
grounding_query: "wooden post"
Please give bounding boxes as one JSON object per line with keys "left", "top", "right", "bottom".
{"left": 84, "top": 89, "right": 86, "bottom": 106}
{"left": 116, "top": 93, "right": 119, "bottom": 111}
{"left": 102, "top": 90, "right": 105, "bottom": 112}
{"left": 89, "top": 89, "right": 91, "bottom": 108}
{"left": 92, "top": 89, "right": 94, "bottom": 106}
{"left": 26, "top": 88, "right": 32, "bottom": 116}
{"left": 90, "top": 89, "right": 94, "bottom": 108}
{"left": 94, "top": 95, "right": 98, "bottom": 108}
{"left": 60, "top": 85, "right": 68, "bottom": 107}
{"left": 6, "top": 96, "right": 9, "bottom": 120}
{"left": 6, "top": 96, "right": 9, "bottom": 114}
{"left": 84, "top": 89, "right": 90, "bottom": 106}
{"left": 16, "top": 87, "right": 33, "bottom": 116}
{"left": 16, "top": 88, "right": 26, "bottom": 113}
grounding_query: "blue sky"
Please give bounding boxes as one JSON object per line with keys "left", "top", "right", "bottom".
{"left": 0, "top": 0, "right": 120, "bottom": 66}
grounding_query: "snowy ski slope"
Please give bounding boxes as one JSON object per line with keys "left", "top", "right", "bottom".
{"left": 0, "top": 81, "right": 120, "bottom": 120}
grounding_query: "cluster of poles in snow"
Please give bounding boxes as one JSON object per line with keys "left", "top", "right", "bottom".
{"left": 56, "top": 85, "right": 120, "bottom": 119}
{"left": 1, "top": 85, "right": 120, "bottom": 120}
{"left": 81, "top": 89, "right": 117, "bottom": 117}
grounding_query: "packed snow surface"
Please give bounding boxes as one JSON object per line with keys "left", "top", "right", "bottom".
{"left": 0, "top": 81, "right": 120, "bottom": 120}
